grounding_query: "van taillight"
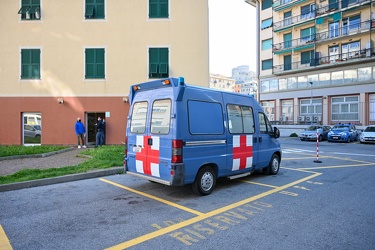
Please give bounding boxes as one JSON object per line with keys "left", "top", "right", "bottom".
{"left": 172, "top": 140, "right": 183, "bottom": 163}
{"left": 124, "top": 136, "right": 128, "bottom": 166}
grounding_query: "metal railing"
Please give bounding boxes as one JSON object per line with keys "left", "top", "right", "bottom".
{"left": 273, "top": 47, "right": 375, "bottom": 73}
{"left": 273, "top": 19, "right": 375, "bottom": 53}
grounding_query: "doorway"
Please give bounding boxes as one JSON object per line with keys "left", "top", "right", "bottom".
{"left": 23, "top": 112, "right": 42, "bottom": 145}
{"left": 86, "top": 112, "right": 105, "bottom": 146}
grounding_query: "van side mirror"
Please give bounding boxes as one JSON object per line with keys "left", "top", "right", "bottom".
{"left": 271, "top": 127, "right": 280, "bottom": 138}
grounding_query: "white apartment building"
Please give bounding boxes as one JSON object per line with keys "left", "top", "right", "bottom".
{"left": 246, "top": 0, "right": 375, "bottom": 125}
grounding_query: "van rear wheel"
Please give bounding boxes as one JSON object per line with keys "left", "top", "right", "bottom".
{"left": 192, "top": 166, "right": 216, "bottom": 196}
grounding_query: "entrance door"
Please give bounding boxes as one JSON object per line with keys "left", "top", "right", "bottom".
{"left": 87, "top": 112, "right": 105, "bottom": 145}
{"left": 23, "top": 112, "right": 42, "bottom": 145}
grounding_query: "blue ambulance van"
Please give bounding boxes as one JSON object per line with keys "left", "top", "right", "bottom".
{"left": 124, "top": 77, "right": 281, "bottom": 195}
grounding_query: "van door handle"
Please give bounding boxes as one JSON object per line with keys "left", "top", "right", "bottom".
{"left": 148, "top": 138, "right": 153, "bottom": 145}
{"left": 259, "top": 137, "right": 263, "bottom": 143}
{"left": 253, "top": 137, "right": 258, "bottom": 143}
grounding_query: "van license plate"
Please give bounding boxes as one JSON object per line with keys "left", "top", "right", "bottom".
{"left": 133, "top": 146, "right": 142, "bottom": 153}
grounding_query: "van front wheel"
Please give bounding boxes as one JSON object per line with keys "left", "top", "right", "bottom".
{"left": 267, "top": 154, "right": 280, "bottom": 175}
{"left": 192, "top": 166, "right": 216, "bottom": 196}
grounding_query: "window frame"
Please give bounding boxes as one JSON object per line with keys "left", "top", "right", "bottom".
{"left": 18, "top": 0, "right": 41, "bottom": 20}
{"left": 85, "top": 48, "right": 105, "bottom": 79}
{"left": 149, "top": 0, "right": 169, "bottom": 19}
{"left": 148, "top": 47, "right": 169, "bottom": 79}
{"left": 20, "top": 48, "right": 41, "bottom": 80}
{"left": 85, "top": 0, "right": 105, "bottom": 19}
{"left": 227, "top": 104, "right": 255, "bottom": 134}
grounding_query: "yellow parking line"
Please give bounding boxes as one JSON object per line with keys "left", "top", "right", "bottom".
{"left": 239, "top": 180, "right": 278, "bottom": 188}
{"left": 0, "top": 225, "right": 13, "bottom": 250}
{"left": 104, "top": 172, "right": 321, "bottom": 249}
{"left": 99, "top": 178, "right": 204, "bottom": 216}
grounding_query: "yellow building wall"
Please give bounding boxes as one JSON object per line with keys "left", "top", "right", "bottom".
{"left": 0, "top": 0, "right": 209, "bottom": 97}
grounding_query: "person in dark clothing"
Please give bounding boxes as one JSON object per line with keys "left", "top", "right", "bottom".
{"left": 95, "top": 116, "right": 104, "bottom": 147}
{"left": 74, "top": 117, "right": 86, "bottom": 149}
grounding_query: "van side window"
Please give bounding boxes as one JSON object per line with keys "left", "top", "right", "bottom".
{"left": 188, "top": 100, "right": 224, "bottom": 134}
{"left": 130, "top": 101, "right": 148, "bottom": 133}
{"left": 227, "top": 104, "right": 255, "bottom": 134}
{"left": 259, "top": 112, "right": 271, "bottom": 134}
{"left": 151, "top": 99, "right": 171, "bottom": 134}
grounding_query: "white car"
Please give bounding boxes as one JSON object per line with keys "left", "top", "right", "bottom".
{"left": 359, "top": 125, "right": 375, "bottom": 144}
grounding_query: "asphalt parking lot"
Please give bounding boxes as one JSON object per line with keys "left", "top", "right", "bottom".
{"left": 1, "top": 138, "right": 375, "bottom": 250}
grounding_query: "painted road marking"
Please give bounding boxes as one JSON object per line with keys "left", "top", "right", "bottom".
{"left": 102, "top": 170, "right": 321, "bottom": 249}
{"left": 0, "top": 225, "right": 13, "bottom": 250}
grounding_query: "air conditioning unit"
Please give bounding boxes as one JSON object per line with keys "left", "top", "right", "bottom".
{"left": 305, "top": 116, "right": 313, "bottom": 122}
{"left": 298, "top": 116, "right": 305, "bottom": 121}
{"left": 314, "top": 116, "right": 322, "bottom": 122}
{"left": 279, "top": 116, "right": 285, "bottom": 122}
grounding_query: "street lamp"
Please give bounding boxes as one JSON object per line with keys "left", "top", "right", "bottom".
{"left": 309, "top": 82, "right": 313, "bottom": 124}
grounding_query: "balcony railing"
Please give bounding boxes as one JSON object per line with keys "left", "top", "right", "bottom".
{"left": 273, "top": 47, "right": 375, "bottom": 73}
{"left": 316, "top": 0, "right": 372, "bottom": 16}
{"left": 273, "top": 19, "right": 375, "bottom": 53}
{"left": 315, "top": 20, "right": 375, "bottom": 42}
{"left": 273, "top": 12, "right": 315, "bottom": 32}
{"left": 273, "top": 0, "right": 372, "bottom": 31}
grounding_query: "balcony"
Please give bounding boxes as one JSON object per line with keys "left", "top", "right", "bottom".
{"left": 273, "top": 36, "right": 317, "bottom": 54}
{"left": 273, "top": 0, "right": 308, "bottom": 12}
{"left": 316, "top": 19, "right": 374, "bottom": 42}
{"left": 316, "top": 0, "right": 372, "bottom": 16}
{"left": 273, "top": 19, "right": 375, "bottom": 54}
{"left": 273, "top": 48, "right": 375, "bottom": 74}
{"left": 273, "top": 12, "right": 315, "bottom": 32}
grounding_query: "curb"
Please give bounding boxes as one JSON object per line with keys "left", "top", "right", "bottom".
{"left": 0, "top": 167, "right": 124, "bottom": 192}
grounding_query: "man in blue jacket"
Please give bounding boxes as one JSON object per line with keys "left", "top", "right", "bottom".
{"left": 75, "top": 117, "right": 86, "bottom": 149}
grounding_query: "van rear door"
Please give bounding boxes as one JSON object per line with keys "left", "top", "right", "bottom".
{"left": 127, "top": 88, "right": 173, "bottom": 182}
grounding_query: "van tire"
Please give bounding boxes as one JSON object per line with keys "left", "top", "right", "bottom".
{"left": 192, "top": 166, "right": 216, "bottom": 196}
{"left": 267, "top": 154, "right": 280, "bottom": 175}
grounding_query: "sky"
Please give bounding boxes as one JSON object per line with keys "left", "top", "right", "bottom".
{"left": 209, "top": 0, "right": 257, "bottom": 77}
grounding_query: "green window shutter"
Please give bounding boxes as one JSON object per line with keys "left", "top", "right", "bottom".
{"left": 160, "top": 0, "right": 168, "bottom": 18}
{"left": 96, "top": 49, "right": 105, "bottom": 78}
{"left": 96, "top": 0, "right": 105, "bottom": 18}
{"left": 149, "top": 48, "right": 168, "bottom": 78}
{"left": 21, "top": 49, "right": 40, "bottom": 79}
{"left": 149, "top": 0, "right": 168, "bottom": 18}
{"left": 85, "top": 49, "right": 95, "bottom": 78}
{"left": 262, "top": 59, "right": 273, "bottom": 71}
{"left": 149, "top": 0, "right": 158, "bottom": 18}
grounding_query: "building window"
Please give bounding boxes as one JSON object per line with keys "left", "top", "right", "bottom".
{"left": 85, "top": 48, "right": 105, "bottom": 79}
{"left": 262, "top": 0, "right": 272, "bottom": 10}
{"left": 332, "top": 96, "right": 359, "bottom": 121}
{"left": 301, "top": 4, "right": 315, "bottom": 20}
{"left": 370, "top": 94, "right": 375, "bottom": 122}
{"left": 358, "top": 67, "right": 372, "bottom": 82}
{"left": 261, "top": 18, "right": 273, "bottom": 30}
{"left": 262, "top": 39, "right": 273, "bottom": 50}
{"left": 18, "top": 0, "right": 41, "bottom": 20}
{"left": 301, "top": 50, "right": 314, "bottom": 65}
{"left": 342, "top": 41, "right": 360, "bottom": 60}
{"left": 149, "top": 0, "right": 168, "bottom": 18}
{"left": 281, "top": 100, "right": 293, "bottom": 122}
{"left": 300, "top": 27, "right": 315, "bottom": 43}
{"left": 85, "top": 0, "right": 105, "bottom": 19}
{"left": 261, "top": 101, "right": 275, "bottom": 121}
{"left": 21, "top": 49, "right": 40, "bottom": 79}
{"left": 262, "top": 59, "right": 273, "bottom": 71}
{"left": 149, "top": 48, "right": 169, "bottom": 78}
{"left": 300, "top": 99, "right": 322, "bottom": 115}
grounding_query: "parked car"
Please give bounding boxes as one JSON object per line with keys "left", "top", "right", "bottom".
{"left": 24, "top": 124, "right": 41, "bottom": 138}
{"left": 299, "top": 125, "right": 331, "bottom": 141}
{"left": 359, "top": 125, "right": 375, "bottom": 144}
{"left": 327, "top": 123, "right": 358, "bottom": 142}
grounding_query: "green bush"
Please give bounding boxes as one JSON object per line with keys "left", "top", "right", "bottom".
{"left": 290, "top": 133, "right": 298, "bottom": 137}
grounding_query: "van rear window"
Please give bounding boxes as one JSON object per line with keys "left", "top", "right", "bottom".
{"left": 188, "top": 100, "right": 224, "bottom": 134}
{"left": 151, "top": 99, "right": 171, "bottom": 134}
{"left": 130, "top": 102, "right": 148, "bottom": 133}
